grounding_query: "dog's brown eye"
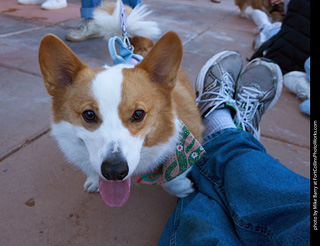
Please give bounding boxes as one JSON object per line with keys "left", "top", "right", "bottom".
{"left": 131, "top": 110, "right": 145, "bottom": 122}
{"left": 82, "top": 110, "right": 97, "bottom": 123}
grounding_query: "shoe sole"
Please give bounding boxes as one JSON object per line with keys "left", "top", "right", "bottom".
{"left": 195, "top": 50, "right": 241, "bottom": 99}
{"left": 41, "top": 3, "right": 67, "bottom": 10}
{"left": 65, "top": 34, "right": 102, "bottom": 42}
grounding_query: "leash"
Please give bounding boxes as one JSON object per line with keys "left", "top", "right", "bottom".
{"left": 120, "top": 0, "right": 132, "bottom": 51}
{"left": 108, "top": 0, "right": 143, "bottom": 65}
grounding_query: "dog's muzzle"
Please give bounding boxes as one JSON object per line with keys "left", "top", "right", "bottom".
{"left": 101, "top": 151, "right": 129, "bottom": 181}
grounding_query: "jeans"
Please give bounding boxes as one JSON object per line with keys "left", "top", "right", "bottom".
{"left": 158, "top": 128, "right": 310, "bottom": 245}
{"left": 80, "top": 0, "right": 141, "bottom": 18}
{"left": 300, "top": 57, "right": 311, "bottom": 116}
{"left": 81, "top": 0, "right": 101, "bottom": 18}
{"left": 304, "top": 57, "right": 310, "bottom": 82}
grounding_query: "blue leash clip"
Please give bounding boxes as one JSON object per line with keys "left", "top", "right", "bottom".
{"left": 108, "top": 36, "right": 143, "bottom": 65}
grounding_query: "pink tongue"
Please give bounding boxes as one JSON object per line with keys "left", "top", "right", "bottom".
{"left": 99, "top": 177, "right": 131, "bottom": 207}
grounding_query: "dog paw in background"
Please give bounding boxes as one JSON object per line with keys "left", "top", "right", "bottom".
{"left": 234, "top": 0, "right": 284, "bottom": 21}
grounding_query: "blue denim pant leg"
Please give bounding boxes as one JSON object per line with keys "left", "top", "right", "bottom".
{"left": 158, "top": 128, "right": 310, "bottom": 246}
{"left": 80, "top": 0, "right": 141, "bottom": 18}
{"left": 123, "top": 0, "right": 141, "bottom": 8}
{"left": 81, "top": 0, "right": 102, "bottom": 18}
{"left": 304, "top": 57, "right": 310, "bottom": 81}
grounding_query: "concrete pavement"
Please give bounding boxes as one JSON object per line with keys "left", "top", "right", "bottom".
{"left": 0, "top": 0, "right": 310, "bottom": 245}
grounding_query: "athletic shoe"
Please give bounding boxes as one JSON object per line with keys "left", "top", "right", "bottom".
{"left": 234, "top": 58, "right": 283, "bottom": 140}
{"left": 284, "top": 71, "right": 310, "bottom": 100}
{"left": 195, "top": 51, "right": 242, "bottom": 118}
{"left": 65, "top": 18, "right": 101, "bottom": 42}
{"left": 41, "top": 0, "right": 67, "bottom": 10}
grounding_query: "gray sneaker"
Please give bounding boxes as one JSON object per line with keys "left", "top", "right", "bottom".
{"left": 65, "top": 18, "right": 102, "bottom": 42}
{"left": 234, "top": 58, "right": 283, "bottom": 140}
{"left": 195, "top": 51, "right": 243, "bottom": 118}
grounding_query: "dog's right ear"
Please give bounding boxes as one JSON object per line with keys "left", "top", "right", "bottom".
{"left": 38, "top": 34, "right": 88, "bottom": 96}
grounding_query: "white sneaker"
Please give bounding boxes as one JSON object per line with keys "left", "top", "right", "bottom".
{"left": 41, "top": 0, "right": 67, "bottom": 10}
{"left": 18, "top": 0, "right": 45, "bottom": 4}
{"left": 284, "top": 71, "right": 310, "bottom": 100}
{"left": 65, "top": 18, "right": 101, "bottom": 42}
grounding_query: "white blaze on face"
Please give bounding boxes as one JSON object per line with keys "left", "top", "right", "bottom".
{"left": 77, "top": 65, "right": 145, "bottom": 178}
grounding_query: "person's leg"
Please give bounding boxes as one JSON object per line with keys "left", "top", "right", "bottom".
{"left": 160, "top": 51, "right": 244, "bottom": 246}
{"left": 123, "top": 0, "right": 141, "bottom": 9}
{"left": 159, "top": 52, "right": 310, "bottom": 245}
{"left": 304, "top": 57, "right": 310, "bottom": 81}
{"left": 300, "top": 57, "right": 310, "bottom": 115}
{"left": 80, "top": 0, "right": 101, "bottom": 18}
{"left": 199, "top": 128, "right": 310, "bottom": 245}
{"left": 80, "top": 0, "right": 140, "bottom": 20}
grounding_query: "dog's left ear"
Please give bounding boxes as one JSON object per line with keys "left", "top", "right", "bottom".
{"left": 136, "top": 31, "right": 183, "bottom": 89}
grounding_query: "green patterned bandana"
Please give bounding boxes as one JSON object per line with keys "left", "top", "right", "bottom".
{"left": 131, "top": 118, "right": 205, "bottom": 185}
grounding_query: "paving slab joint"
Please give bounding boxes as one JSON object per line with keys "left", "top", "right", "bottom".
{"left": 0, "top": 128, "right": 51, "bottom": 162}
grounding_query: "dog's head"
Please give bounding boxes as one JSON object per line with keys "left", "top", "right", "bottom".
{"left": 39, "top": 31, "right": 182, "bottom": 206}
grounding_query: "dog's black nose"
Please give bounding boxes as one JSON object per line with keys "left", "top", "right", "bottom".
{"left": 101, "top": 157, "right": 129, "bottom": 181}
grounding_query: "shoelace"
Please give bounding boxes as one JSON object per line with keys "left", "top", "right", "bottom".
{"left": 196, "top": 73, "right": 236, "bottom": 118}
{"left": 235, "top": 86, "right": 263, "bottom": 137}
{"left": 75, "top": 19, "right": 91, "bottom": 31}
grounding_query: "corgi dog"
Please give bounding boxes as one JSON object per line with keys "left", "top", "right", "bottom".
{"left": 235, "top": 0, "right": 284, "bottom": 21}
{"left": 39, "top": 19, "right": 203, "bottom": 207}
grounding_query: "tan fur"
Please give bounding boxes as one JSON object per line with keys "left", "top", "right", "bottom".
{"left": 120, "top": 68, "right": 176, "bottom": 147}
{"left": 97, "top": 1, "right": 133, "bottom": 15}
{"left": 235, "top": 0, "right": 284, "bottom": 21}
{"left": 123, "top": 31, "right": 203, "bottom": 145}
{"left": 39, "top": 34, "right": 105, "bottom": 131}
{"left": 129, "top": 36, "right": 154, "bottom": 57}
{"left": 173, "top": 70, "right": 203, "bottom": 142}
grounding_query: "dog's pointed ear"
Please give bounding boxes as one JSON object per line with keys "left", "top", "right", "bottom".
{"left": 136, "top": 31, "right": 183, "bottom": 89}
{"left": 38, "top": 34, "right": 88, "bottom": 96}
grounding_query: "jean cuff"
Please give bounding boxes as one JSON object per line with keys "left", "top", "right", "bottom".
{"left": 81, "top": 7, "right": 95, "bottom": 18}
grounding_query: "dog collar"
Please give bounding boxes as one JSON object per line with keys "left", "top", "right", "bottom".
{"left": 131, "top": 118, "right": 205, "bottom": 185}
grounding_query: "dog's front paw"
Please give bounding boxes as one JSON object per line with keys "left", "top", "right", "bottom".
{"left": 84, "top": 175, "right": 99, "bottom": 192}
{"left": 240, "top": 10, "right": 249, "bottom": 19}
{"left": 161, "top": 171, "right": 195, "bottom": 198}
